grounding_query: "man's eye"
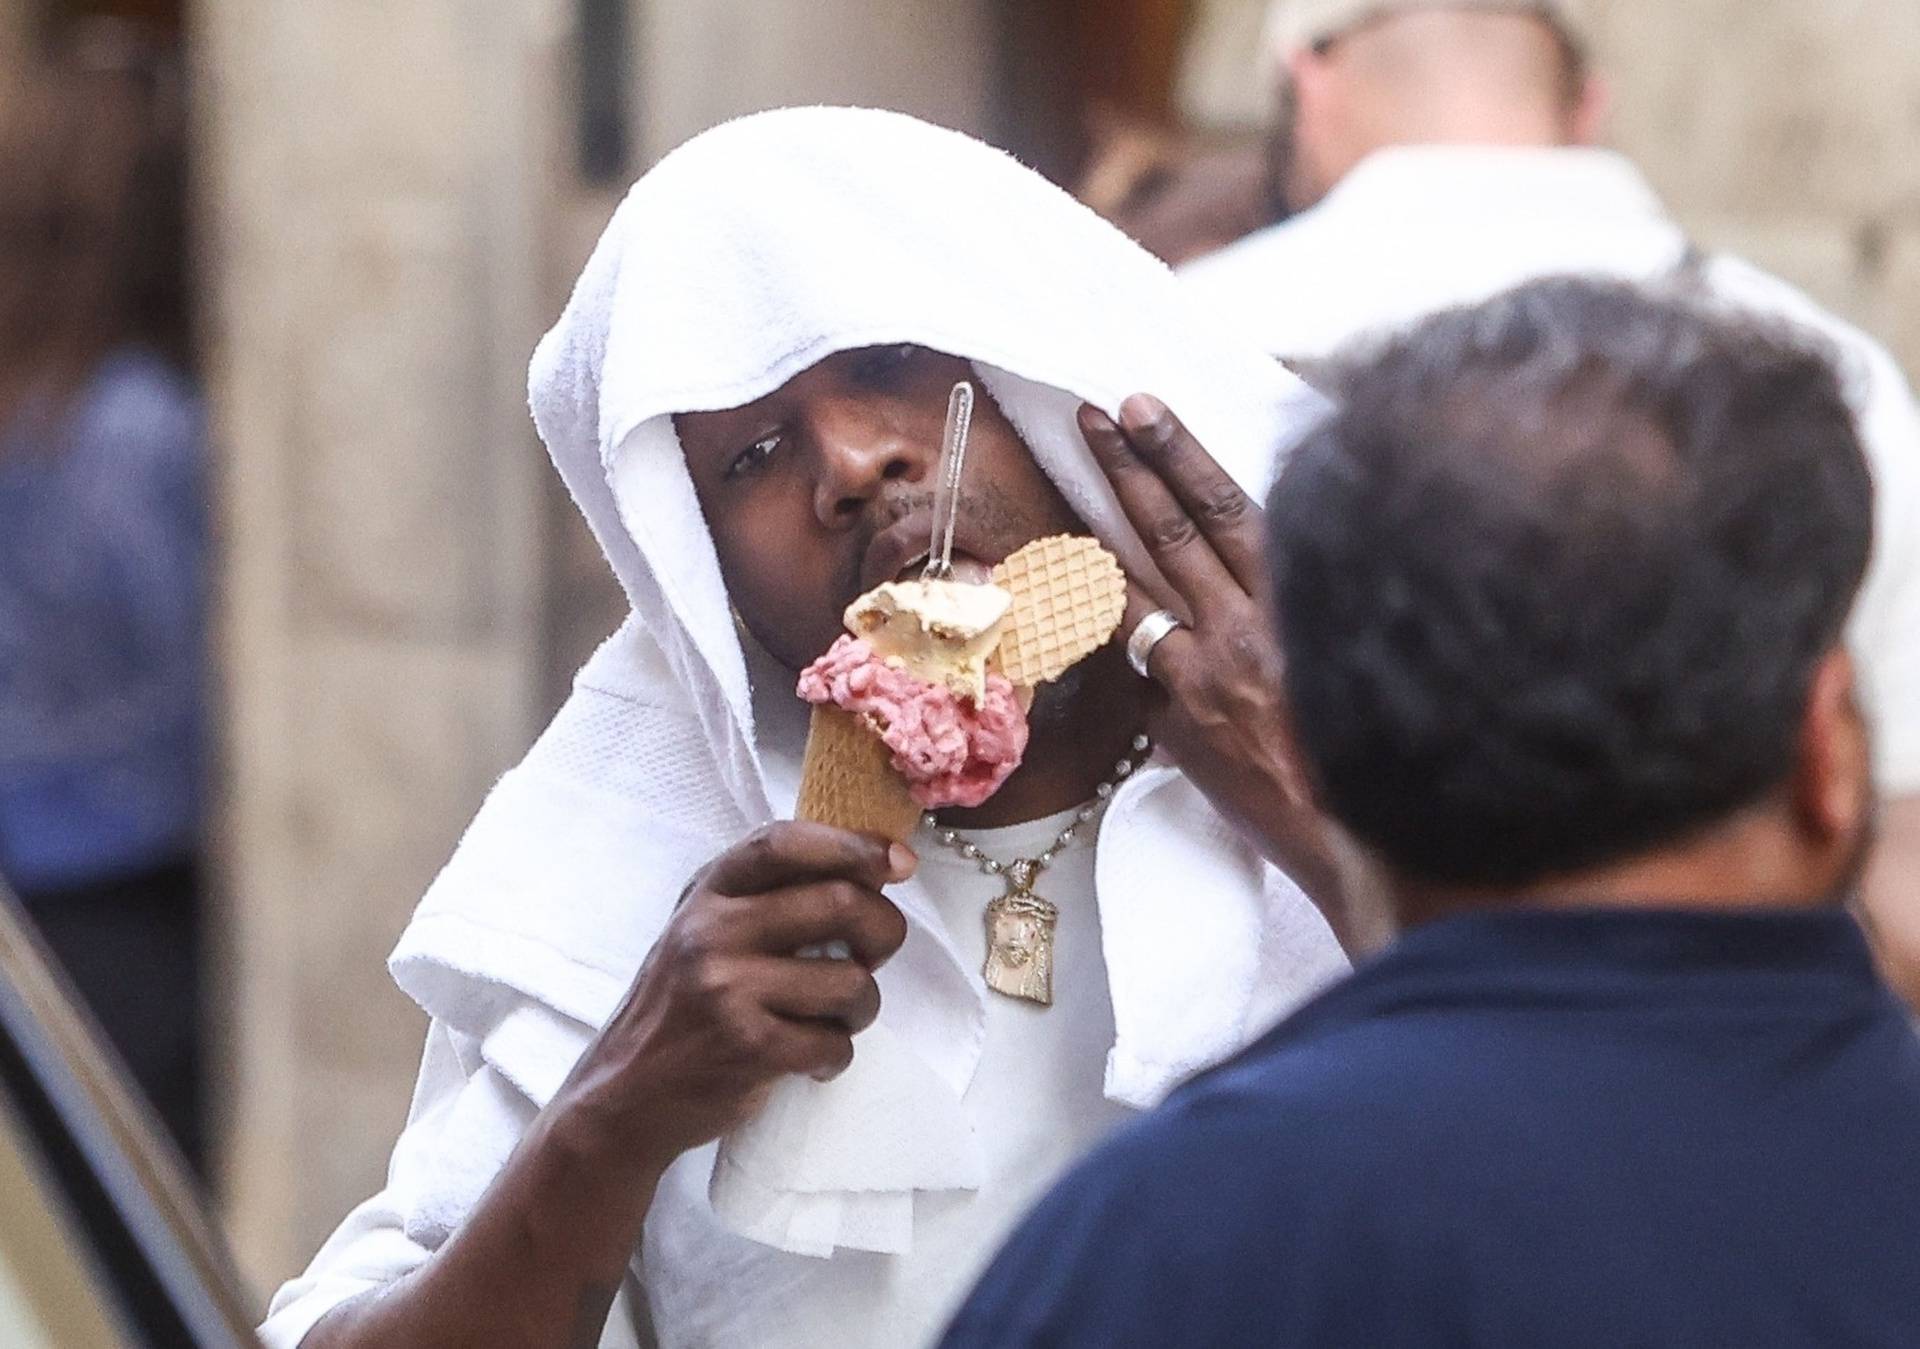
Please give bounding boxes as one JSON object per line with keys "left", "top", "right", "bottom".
{"left": 853, "top": 344, "right": 918, "bottom": 385}
{"left": 724, "top": 433, "right": 782, "bottom": 481}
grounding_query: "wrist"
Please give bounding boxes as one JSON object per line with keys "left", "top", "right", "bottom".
{"left": 500, "top": 1095, "right": 668, "bottom": 1285}
{"left": 1246, "top": 805, "right": 1363, "bottom": 938}
{"left": 540, "top": 1076, "right": 676, "bottom": 1198}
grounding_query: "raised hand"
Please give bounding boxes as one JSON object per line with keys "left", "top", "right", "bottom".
{"left": 1079, "top": 396, "right": 1384, "bottom": 955}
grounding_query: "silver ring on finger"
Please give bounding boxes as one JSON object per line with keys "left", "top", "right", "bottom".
{"left": 1126, "top": 609, "right": 1186, "bottom": 680}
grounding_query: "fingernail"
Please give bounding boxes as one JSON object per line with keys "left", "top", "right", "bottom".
{"left": 1079, "top": 405, "right": 1126, "bottom": 444}
{"left": 1119, "top": 394, "right": 1170, "bottom": 440}
{"left": 888, "top": 843, "right": 918, "bottom": 880}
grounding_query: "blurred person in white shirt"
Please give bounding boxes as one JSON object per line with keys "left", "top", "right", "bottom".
{"left": 1180, "top": 0, "right": 1920, "bottom": 1003}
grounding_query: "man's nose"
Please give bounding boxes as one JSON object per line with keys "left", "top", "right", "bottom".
{"left": 809, "top": 401, "right": 930, "bottom": 527}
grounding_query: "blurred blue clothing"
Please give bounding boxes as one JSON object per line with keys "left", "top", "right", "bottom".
{"left": 0, "top": 347, "right": 206, "bottom": 893}
{"left": 944, "top": 907, "right": 1920, "bottom": 1348}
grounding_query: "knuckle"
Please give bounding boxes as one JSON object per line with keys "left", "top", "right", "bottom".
{"left": 883, "top": 902, "right": 909, "bottom": 949}
{"left": 834, "top": 962, "right": 873, "bottom": 1006}
{"left": 825, "top": 879, "right": 867, "bottom": 922}
{"left": 686, "top": 950, "right": 734, "bottom": 1000}
{"left": 1198, "top": 485, "right": 1251, "bottom": 525}
{"left": 864, "top": 897, "right": 909, "bottom": 957}
{"left": 741, "top": 825, "right": 783, "bottom": 865}
{"left": 821, "top": 1034, "right": 856, "bottom": 1077}
{"left": 1224, "top": 626, "right": 1277, "bottom": 669}
{"left": 726, "top": 1008, "right": 772, "bottom": 1059}
{"left": 672, "top": 901, "right": 728, "bottom": 954}
{"left": 1146, "top": 514, "right": 1201, "bottom": 553}
{"left": 660, "top": 918, "right": 705, "bottom": 970}
{"left": 851, "top": 976, "right": 884, "bottom": 1026}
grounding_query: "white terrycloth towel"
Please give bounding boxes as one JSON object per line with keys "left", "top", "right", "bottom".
{"left": 387, "top": 106, "right": 1347, "bottom": 1261}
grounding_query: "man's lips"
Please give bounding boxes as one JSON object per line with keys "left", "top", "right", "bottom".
{"left": 860, "top": 513, "right": 1000, "bottom": 592}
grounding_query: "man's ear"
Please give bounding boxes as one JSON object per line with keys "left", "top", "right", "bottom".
{"left": 1285, "top": 47, "right": 1330, "bottom": 121}
{"left": 1569, "top": 73, "right": 1611, "bottom": 146}
{"left": 1794, "top": 647, "right": 1872, "bottom": 849}
{"left": 1281, "top": 46, "right": 1347, "bottom": 209}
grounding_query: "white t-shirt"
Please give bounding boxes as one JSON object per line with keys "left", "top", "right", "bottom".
{"left": 259, "top": 806, "right": 1136, "bottom": 1349}
{"left": 1181, "top": 146, "right": 1920, "bottom": 793}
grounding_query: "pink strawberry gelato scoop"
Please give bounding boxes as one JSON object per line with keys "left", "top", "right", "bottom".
{"left": 797, "top": 636, "right": 1029, "bottom": 809}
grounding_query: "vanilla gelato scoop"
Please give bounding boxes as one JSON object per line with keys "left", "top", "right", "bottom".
{"left": 845, "top": 578, "right": 1012, "bottom": 704}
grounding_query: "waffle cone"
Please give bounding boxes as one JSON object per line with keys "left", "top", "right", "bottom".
{"left": 991, "top": 535, "right": 1128, "bottom": 687}
{"left": 793, "top": 705, "right": 924, "bottom": 844}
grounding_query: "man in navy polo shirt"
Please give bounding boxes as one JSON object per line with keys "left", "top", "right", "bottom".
{"left": 944, "top": 278, "right": 1920, "bottom": 1347}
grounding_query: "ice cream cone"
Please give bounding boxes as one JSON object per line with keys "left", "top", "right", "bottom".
{"left": 991, "top": 535, "right": 1128, "bottom": 688}
{"left": 793, "top": 705, "right": 924, "bottom": 844}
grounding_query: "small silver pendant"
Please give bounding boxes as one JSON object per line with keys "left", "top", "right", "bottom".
{"left": 982, "top": 860, "right": 1058, "bottom": 1006}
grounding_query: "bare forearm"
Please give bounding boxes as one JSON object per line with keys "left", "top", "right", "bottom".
{"left": 1242, "top": 800, "right": 1395, "bottom": 961}
{"left": 303, "top": 1099, "right": 667, "bottom": 1349}
{"left": 301, "top": 824, "right": 908, "bottom": 1347}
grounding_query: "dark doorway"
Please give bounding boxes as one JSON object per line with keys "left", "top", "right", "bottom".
{"left": 992, "top": 0, "right": 1193, "bottom": 185}
{"left": 38, "top": 0, "right": 183, "bottom": 39}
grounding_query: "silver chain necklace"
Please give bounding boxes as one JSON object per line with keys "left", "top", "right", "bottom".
{"left": 923, "top": 733, "right": 1152, "bottom": 1007}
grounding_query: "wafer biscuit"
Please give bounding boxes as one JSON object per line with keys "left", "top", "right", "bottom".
{"left": 793, "top": 705, "right": 924, "bottom": 844}
{"left": 991, "top": 535, "right": 1128, "bottom": 688}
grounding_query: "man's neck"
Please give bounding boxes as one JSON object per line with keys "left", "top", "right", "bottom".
{"left": 933, "top": 645, "right": 1147, "bottom": 831}
{"left": 1389, "top": 807, "right": 1856, "bottom": 930}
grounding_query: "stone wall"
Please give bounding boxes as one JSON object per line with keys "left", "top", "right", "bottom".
{"left": 1179, "top": 0, "right": 1920, "bottom": 378}
{"left": 1587, "top": 0, "right": 1920, "bottom": 378}
{"left": 199, "top": 0, "right": 563, "bottom": 1290}
{"left": 635, "top": 0, "right": 994, "bottom": 161}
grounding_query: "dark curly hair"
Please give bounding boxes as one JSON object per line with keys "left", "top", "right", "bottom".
{"left": 1265, "top": 277, "right": 1874, "bottom": 889}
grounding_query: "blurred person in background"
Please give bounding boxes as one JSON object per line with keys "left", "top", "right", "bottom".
{"left": 1177, "top": 0, "right": 1920, "bottom": 1006}
{"left": 1073, "top": 115, "right": 1282, "bottom": 267}
{"left": 946, "top": 278, "right": 1920, "bottom": 1348}
{"left": 0, "top": 31, "right": 207, "bottom": 1171}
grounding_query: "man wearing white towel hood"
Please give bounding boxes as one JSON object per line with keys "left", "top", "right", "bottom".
{"left": 262, "top": 108, "right": 1351, "bottom": 1349}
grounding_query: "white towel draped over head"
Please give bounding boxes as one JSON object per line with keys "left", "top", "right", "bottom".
{"left": 387, "top": 106, "right": 1346, "bottom": 1260}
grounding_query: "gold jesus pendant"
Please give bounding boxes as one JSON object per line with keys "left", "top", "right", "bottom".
{"left": 982, "top": 861, "right": 1058, "bottom": 1006}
